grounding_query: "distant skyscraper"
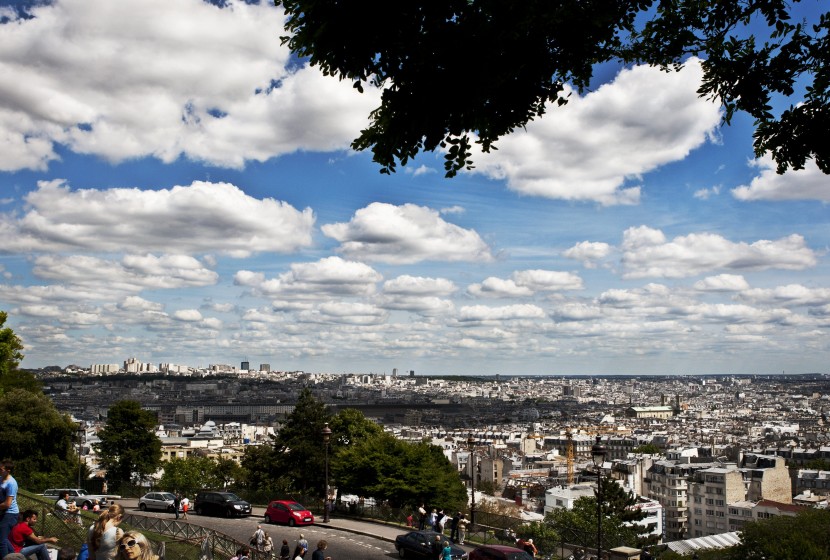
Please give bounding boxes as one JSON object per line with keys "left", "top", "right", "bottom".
{"left": 259, "top": 364, "right": 270, "bottom": 372}
{"left": 241, "top": 361, "right": 250, "bottom": 371}
{"left": 409, "top": 370, "right": 415, "bottom": 377}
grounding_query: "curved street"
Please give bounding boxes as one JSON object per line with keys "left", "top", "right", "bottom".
{"left": 121, "top": 498, "right": 412, "bottom": 559}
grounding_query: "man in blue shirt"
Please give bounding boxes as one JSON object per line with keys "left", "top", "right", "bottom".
{"left": 1, "top": 459, "right": 20, "bottom": 557}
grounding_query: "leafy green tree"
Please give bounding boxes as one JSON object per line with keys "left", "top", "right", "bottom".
{"left": 275, "top": 0, "right": 829, "bottom": 177}
{"left": 632, "top": 443, "right": 661, "bottom": 455}
{"left": 0, "top": 387, "right": 78, "bottom": 489}
{"left": 240, "top": 444, "right": 293, "bottom": 504}
{"left": 332, "top": 431, "right": 467, "bottom": 511}
{"left": 159, "top": 456, "right": 240, "bottom": 496}
{"left": 95, "top": 400, "right": 162, "bottom": 489}
{"left": 0, "top": 311, "right": 25, "bottom": 384}
{"left": 545, "top": 495, "right": 640, "bottom": 551}
{"left": 727, "top": 508, "right": 830, "bottom": 560}
{"left": 520, "top": 520, "right": 561, "bottom": 558}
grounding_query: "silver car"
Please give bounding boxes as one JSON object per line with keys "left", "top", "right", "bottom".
{"left": 138, "top": 492, "right": 180, "bottom": 512}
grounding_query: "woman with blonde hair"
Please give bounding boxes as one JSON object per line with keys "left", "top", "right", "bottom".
{"left": 88, "top": 503, "right": 125, "bottom": 559}
{"left": 117, "top": 531, "right": 158, "bottom": 560}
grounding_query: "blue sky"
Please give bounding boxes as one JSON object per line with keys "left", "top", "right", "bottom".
{"left": 1, "top": 0, "right": 829, "bottom": 375}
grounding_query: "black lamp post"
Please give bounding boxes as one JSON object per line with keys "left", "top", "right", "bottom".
{"left": 322, "top": 423, "right": 332, "bottom": 523}
{"left": 591, "top": 436, "right": 607, "bottom": 560}
{"left": 467, "top": 433, "right": 476, "bottom": 529}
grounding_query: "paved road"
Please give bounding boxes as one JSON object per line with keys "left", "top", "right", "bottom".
{"left": 119, "top": 498, "right": 409, "bottom": 559}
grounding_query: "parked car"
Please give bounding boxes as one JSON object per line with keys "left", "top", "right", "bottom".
{"left": 467, "top": 545, "right": 533, "bottom": 560}
{"left": 264, "top": 500, "right": 315, "bottom": 526}
{"left": 138, "top": 492, "right": 180, "bottom": 512}
{"left": 394, "top": 530, "right": 466, "bottom": 559}
{"left": 41, "top": 488, "right": 118, "bottom": 509}
{"left": 193, "top": 490, "right": 252, "bottom": 517}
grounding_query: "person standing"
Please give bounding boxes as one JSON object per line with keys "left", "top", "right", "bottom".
{"left": 450, "top": 511, "right": 460, "bottom": 542}
{"left": 457, "top": 513, "right": 468, "bottom": 545}
{"left": 8, "top": 509, "right": 59, "bottom": 560}
{"left": 430, "top": 535, "right": 442, "bottom": 560}
{"left": 0, "top": 459, "right": 20, "bottom": 558}
{"left": 251, "top": 525, "right": 265, "bottom": 552}
{"left": 263, "top": 533, "right": 274, "bottom": 558}
{"left": 173, "top": 493, "right": 181, "bottom": 520}
{"left": 279, "top": 539, "right": 290, "bottom": 560}
{"left": 417, "top": 504, "right": 427, "bottom": 530}
{"left": 180, "top": 496, "right": 189, "bottom": 519}
{"left": 427, "top": 509, "right": 437, "bottom": 532}
{"left": 441, "top": 540, "right": 453, "bottom": 560}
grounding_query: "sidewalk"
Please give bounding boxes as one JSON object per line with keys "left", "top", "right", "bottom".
{"left": 314, "top": 515, "right": 475, "bottom": 554}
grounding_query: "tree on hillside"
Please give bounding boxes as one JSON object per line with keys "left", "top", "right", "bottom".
{"left": 332, "top": 431, "right": 467, "bottom": 511}
{"left": 727, "top": 507, "right": 830, "bottom": 560}
{"left": 631, "top": 443, "right": 662, "bottom": 455}
{"left": 159, "top": 456, "right": 240, "bottom": 496}
{"left": 543, "top": 495, "right": 641, "bottom": 551}
{"left": 275, "top": 0, "right": 829, "bottom": 177}
{"left": 0, "top": 388, "right": 78, "bottom": 489}
{"left": 95, "top": 400, "right": 162, "bottom": 489}
{"left": 0, "top": 311, "right": 24, "bottom": 381}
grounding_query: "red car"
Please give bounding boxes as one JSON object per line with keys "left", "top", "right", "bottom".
{"left": 468, "top": 545, "right": 534, "bottom": 560}
{"left": 264, "top": 500, "right": 315, "bottom": 526}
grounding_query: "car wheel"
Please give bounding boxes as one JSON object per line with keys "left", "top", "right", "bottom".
{"left": 167, "top": 505, "right": 175, "bottom": 513}
{"left": 288, "top": 518, "right": 295, "bottom": 527}
{"left": 225, "top": 508, "right": 233, "bottom": 518}
{"left": 139, "top": 503, "right": 147, "bottom": 511}
{"left": 195, "top": 506, "right": 203, "bottom": 515}
{"left": 264, "top": 514, "right": 271, "bottom": 524}
{"left": 398, "top": 547, "right": 406, "bottom": 558}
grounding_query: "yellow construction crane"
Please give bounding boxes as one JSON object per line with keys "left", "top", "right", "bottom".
{"left": 566, "top": 430, "right": 574, "bottom": 485}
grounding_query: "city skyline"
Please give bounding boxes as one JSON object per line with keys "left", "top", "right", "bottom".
{"left": 1, "top": 0, "right": 829, "bottom": 375}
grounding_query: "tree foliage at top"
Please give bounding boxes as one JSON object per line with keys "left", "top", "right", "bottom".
{"left": 275, "top": 0, "right": 829, "bottom": 177}
{"left": 541, "top": 495, "right": 641, "bottom": 551}
{"left": 95, "top": 400, "right": 162, "bottom": 489}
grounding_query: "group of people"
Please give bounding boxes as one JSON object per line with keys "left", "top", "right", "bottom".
{"left": 0, "top": 459, "right": 160, "bottom": 560}
{"left": 236, "top": 532, "right": 332, "bottom": 560}
{"left": 415, "top": 506, "right": 470, "bottom": 545}
{"left": 514, "top": 537, "right": 538, "bottom": 558}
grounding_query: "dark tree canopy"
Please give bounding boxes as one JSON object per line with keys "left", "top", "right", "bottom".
{"left": 276, "top": 0, "right": 829, "bottom": 177}
{"left": 95, "top": 400, "right": 162, "bottom": 488}
{"left": 0, "top": 311, "right": 24, "bottom": 380}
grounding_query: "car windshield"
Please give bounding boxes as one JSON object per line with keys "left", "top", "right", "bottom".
{"left": 76, "top": 490, "right": 89, "bottom": 496}
{"left": 159, "top": 493, "right": 175, "bottom": 500}
{"left": 222, "top": 493, "right": 242, "bottom": 501}
{"left": 288, "top": 502, "right": 306, "bottom": 511}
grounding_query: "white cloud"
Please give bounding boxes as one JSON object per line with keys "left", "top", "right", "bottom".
{"left": 468, "top": 278, "right": 534, "bottom": 298}
{"left": 382, "top": 275, "right": 457, "bottom": 296}
{"left": 738, "top": 285, "right": 830, "bottom": 307}
{"left": 1, "top": 180, "right": 314, "bottom": 256}
{"left": 620, "top": 226, "right": 816, "bottom": 278}
{"left": 322, "top": 202, "right": 492, "bottom": 264}
{"left": 732, "top": 157, "right": 830, "bottom": 201}
{"left": 172, "top": 309, "right": 203, "bottom": 322}
{"left": 236, "top": 256, "right": 382, "bottom": 298}
{"left": 693, "top": 186, "right": 721, "bottom": 200}
{"left": 458, "top": 304, "right": 547, "bottom": 322}
{"left": 562, "top": 241, "right": 613, "bottom": 268}
{"left": 469, "top": 269, "right": 583, "bottom": 298}
{"left": 32, "top": 254, "right": 218, "bottom": 292}
{"left": 470, "top": 59, "right": 721, "bottom": 205}
{"left": 0, "top": 0, "right": 380, "bottom": 171}
{"left": 693, "top": 274, "right": 751, "bottom": 292}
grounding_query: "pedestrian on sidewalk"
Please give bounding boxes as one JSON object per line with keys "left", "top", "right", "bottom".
{"left": 457, "top": 514, "right": 468, "bottom": 545}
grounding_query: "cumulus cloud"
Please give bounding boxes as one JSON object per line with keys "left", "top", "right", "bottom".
{"left": 322, "top": 202, "right": 492, "bottom": 264}
{"left": 693, "top": 185, "right": 721, "bottom": 200}
{"left": 470, "top": 59, "right": 721, "bottom": 205}
{"left": 620, "top": 226, "right": 816, "bottom": 279}
{"left": 382, "top": 275, "right": 457, "bottom": 296}
{"left": 0, "top": 180, "right": 314, "bottom": 257}
{"left": 693, "top": 274, "right": 751, "bottom": 292}
{"left": 737, "top": 285, "right": 830, "bottom": 307}
{"left": 458, "top": 304, "right": 547, "bottom": 322}
{"left": 469, "top": 269, "right": 583, "bottom": 298}
{"left": 562, "top": 241, "right": 613, "bottom": 268}
{"left": 235, "top": 256, "right": 382, "bottom": 297}
{"left": 0, "top": 0, "right": 379, "bottom": 172}
{"left": 732, "top": 158, "right": 830, "bottom": 201}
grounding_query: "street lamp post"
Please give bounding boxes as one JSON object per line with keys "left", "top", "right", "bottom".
{"left": 322, "top": 423, "right": 332, "bottom": 523}
{"left": 77, "top": 422, "right": 85, "bottom": 488}
{"left": 467, "top": 433, "right": 476, "bottom": 529}
{"left": 591, "top": 436, "right": 607, "bottom": 560}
